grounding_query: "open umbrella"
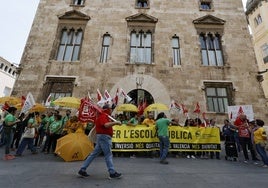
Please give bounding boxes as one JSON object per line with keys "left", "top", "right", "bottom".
{"left": 29, "top": 103, "right": 46, "bottom": 113}
{"left": 15, "top": 103, "right": 46, "bottom": 113}
{"left": 55, "top": 132, "right": 94, "bottom": 162}
{"left": 0, "top": 96, "right": 21, "bottom": 105}
{"left": 53, "top": 97, "right": 80, "bottom": 108}
{"left": 144, "top": 103, "right": 169, "bottom": 112}
{"left": 116, "top": 103, "right": 138, "bottom": 112}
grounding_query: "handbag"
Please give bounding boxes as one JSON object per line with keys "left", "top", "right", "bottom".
{"left": 22, "top": 127, "right": 35, "bottom": 138}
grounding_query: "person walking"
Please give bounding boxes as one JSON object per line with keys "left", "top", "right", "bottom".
{"left": 252, "top": 119, "right": 268, "bottom": 167}
{"left": 15, "top": 113, "right": 38, "bottom": 156}
{"left": 234, "top": 114, "right": 258, "bottom": 163}
{"left": 78, "top": 104, "right": 122, "bottom": 179}
{"left": 3, "top": 107, "right": 19, "bottom": 160}
{"left": 11, "top": 113, "right": 26, "bottom": 150}
{"left": 155, "top": 112, "right": 175, "bottom": 164}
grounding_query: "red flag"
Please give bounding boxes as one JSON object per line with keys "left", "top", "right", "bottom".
{"left": 104, "top": 90, "right": 112, "bottom": 102}
{"left": 97, "top": 89, "right": 104, "bottom": 102}
{"left": 1, "top": 102, "right": 10, "bottom": 111}
{"left": 142, "top": 99, "right": 147, "bottom": 110}
{"left": 120, "top": 88, "right": 132, "bottom": 102}
{"left": 174, "top": 102, "right": 181, "bottom": 110}
{"left": 193, "top": 102, "right": 201, "bottom": 113}
{"left": 112, "top": 88, "right": 119, "bottom": 106}
{"left": 21, "top": 95, "right": 26, "bottom": 107}
{"left": 181, "top": 104, "right": 188, "bottom": 115}
{"left": 138, "top": 99, "right": 147, "bottom": 116}
{"left": 78, "top": 97, "right": 103, "bottom": 123}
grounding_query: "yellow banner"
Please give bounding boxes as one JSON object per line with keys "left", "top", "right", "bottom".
{"left": 112, "top": 125, "right": 221, "bottom": 152}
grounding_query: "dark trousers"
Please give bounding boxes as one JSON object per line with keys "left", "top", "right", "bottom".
{"left": 239, "top": 137, "right": 258, "bottom": 160}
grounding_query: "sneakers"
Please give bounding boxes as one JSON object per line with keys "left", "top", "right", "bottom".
{"left": 160, "top": 160, "right": 169, "bottom": 164}
{"left": 191, "top": 155, "right": 196, "bottom": 159}
{"left": 187, "top": 155, "right": 190, "bottom": 159}
{"left": 109, "top": 172, "right": 122, "bottom": 179}
{"left": 78, "top": 169, "right": 90, "bottom": 177}
{"left": 244, "top": 160, "right": 249, "bottom": 163}
{"left": 262, "top": 165, "right": 268, "bottom": 168}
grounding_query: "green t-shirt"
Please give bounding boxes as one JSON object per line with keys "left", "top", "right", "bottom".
{"left": 50, "top": 120, "right": 62, "bottom": 134}
{"left": 128, "top": 117, "right": 138, "bottom": 126}
{"left": 4, "top": 113, "right": 16, "bottom": 126}
{"left": 156, "top": 118, "right": 171, "bottom": 136}
{"left": 28, "top": 118, "right": 35, "bottom": 126}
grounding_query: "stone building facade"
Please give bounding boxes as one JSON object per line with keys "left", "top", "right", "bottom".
{"left": 246, "top": 0, "right": 268, "bottom": 98}
{"left": 12, "top": 0, "right": 268, "bottom": 122}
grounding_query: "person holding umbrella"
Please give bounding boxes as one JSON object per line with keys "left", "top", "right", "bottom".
{"left": 78, "top": 104, "right": 122, "bottom": 179}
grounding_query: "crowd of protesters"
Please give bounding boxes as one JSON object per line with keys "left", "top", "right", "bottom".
{"left": 1, "top": 106, "right": 268, "bottom": 168}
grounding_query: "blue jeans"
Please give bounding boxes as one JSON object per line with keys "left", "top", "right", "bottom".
{"left": 80, "top": 134, "right": 115, "bottom": 174}
{"left": 16, "top": 138, "right": 36, "bottom": 155}
{"left": 3, "top": 128, "right": 14, "bottom": 155}
{"left": 256, "top": 143, "right": 268, "bottom": 165}
{"left": 158, "top": 136, "right": 170, "bottom": 161}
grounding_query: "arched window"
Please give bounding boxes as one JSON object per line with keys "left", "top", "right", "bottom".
{"left": 100, "top": 33, "right": 111, "bottom": 63}
{"left": 136, "top": 0, "right": 149, "bottom": 8}
{"left": 72, "top": 0, "right": 84, "bottom": 6}
{"left": 171, "top": 35, "right": 181, "bottom": 66}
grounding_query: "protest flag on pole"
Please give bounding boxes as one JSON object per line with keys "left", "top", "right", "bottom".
{"left": 120, "top": 88, "right": 132, "bottom": 103}
{"left": 1, "top": 102, "right": 10, "bottom": 111}
{"left": 112, "top": 88, "right": 119, "bottom": 106}
{"left": 45, "top": 94, "right": 52, "bottom": 107}
{"left": 21, "top": 95, "right": 26, "bottom": 108}
{"left": 104, "top": 90, "right": 112, "bottom": 102}
{"left": 181, "top": 103, "right": 189, "bottom": 119}
{"left": 193, "top": 102, "right": 201, "bottom": 114}
{"left": 21, "top": 92, "right": 36, "bottom": 114}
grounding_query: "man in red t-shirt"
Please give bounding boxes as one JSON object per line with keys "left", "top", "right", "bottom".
{"left": 78, "top": 104, "right": 122, "bottom": 179}
{"left": 234, "top": 114, "right": 258, "bottom": 162}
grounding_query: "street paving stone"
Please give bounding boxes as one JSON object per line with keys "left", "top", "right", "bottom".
{"left": 0, "top": 147, "right": 268, "bottom": 188}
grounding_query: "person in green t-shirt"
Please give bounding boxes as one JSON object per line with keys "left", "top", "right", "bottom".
{"left": 46, "top": 114, "right": 62, "bottom": 154}
{"left": 3, "top": 107, "right": 19, "bottom": 160}
{"left": 155, "top": 112, "right": 175, "bottom": 164}
{"left": 127, "top": 113, "right": 139, "bottom": 126}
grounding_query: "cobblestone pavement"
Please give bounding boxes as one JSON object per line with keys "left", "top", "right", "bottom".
{"left": 0, "top": 147, "right": 268, "bottom": 188}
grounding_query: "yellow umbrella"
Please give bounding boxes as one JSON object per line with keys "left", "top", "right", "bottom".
{"left": 55, "top": 132, "right": 94, "bottom": 162}
{"left": 15, "top": 103, "right": 23, "bottom": 110}
{"left": 29, "top": 103, "right": 46, "bottom": 113}
{"left": 53, "top": 97, "right": 81, "bottom": 108}
{"left": 15, "top": 103, "right": 46, "bottom": 113}
{"left": 144, "top": 103, "right": 169, "bottom": 112}
{"left": 0, "top": 96, "right": 21, "bottom": 105}
{"left": 116, "top": 103, "right": 138, "bottom": 112}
